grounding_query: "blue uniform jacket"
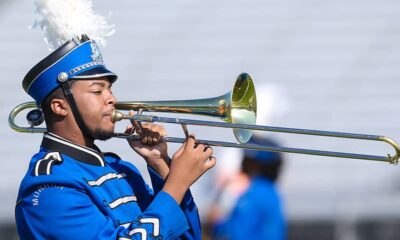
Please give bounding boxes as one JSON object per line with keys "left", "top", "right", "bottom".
{"left": 213, "top": 176, "right": 286, "bottom": 240}
{"left": 15, "top": 133, "right": 201, "bottom": 240}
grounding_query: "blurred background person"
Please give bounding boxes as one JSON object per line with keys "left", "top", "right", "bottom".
{"left": 203, "top": 84, "right": 289, "bottom": 239}
{"left": 207, "top": 135, "right": 286, "bottom": 240}
{"left": 207, "top": 83, "right": 289, "bottom": 218}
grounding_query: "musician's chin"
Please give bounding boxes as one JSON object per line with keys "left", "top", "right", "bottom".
{"left": 91, "top": 127, "right": 114, "bottom": 141}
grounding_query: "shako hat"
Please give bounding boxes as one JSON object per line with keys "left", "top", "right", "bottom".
{"left": 24, "top": 0, "right": 116, "bottom": 105}
{"left": 23, "top": 35, "right": 117, "bottom": 104}
{"left": 243, "top": 136, "right": 282, "bottom": 164}
{"left": 22, "top": 0, "right": 117, "bottom": 139}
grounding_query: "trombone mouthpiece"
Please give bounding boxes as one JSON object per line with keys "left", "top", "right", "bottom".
{"left": 111, "top": 111, "right": 125, "bottom": 123}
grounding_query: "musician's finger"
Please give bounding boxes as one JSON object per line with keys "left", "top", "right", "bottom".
{"left": 129, "top": 110, "right": 141, "bottom": 134}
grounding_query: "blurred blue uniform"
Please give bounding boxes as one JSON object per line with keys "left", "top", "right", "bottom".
{"left": 15, "top": 133, "right": 201, "bottom": 240}
{"left": 213, "top": 176, "right": 285, "bottom": 240}
{"left": 212, "top": 136, "right": 286, "bottom": 240}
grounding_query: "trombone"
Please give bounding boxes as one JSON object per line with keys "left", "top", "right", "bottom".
{"left": 8, "top": 73, "right": 400, "bottom": 164}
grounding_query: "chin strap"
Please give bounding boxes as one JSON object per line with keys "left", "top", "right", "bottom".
{"left": 57, "top": 72, "right": 93, "bottom": 140}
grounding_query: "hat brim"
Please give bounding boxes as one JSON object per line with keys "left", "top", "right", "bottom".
{"left": 70, "top": 67, "right": 118, "bottom": 83}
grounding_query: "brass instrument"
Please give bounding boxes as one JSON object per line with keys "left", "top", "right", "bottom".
{"left": 9, "top": 73, "right": 400, "bottom": 164}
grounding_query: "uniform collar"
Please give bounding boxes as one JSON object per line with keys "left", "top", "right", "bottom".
{"left": 41, "top": 132, "right": 105, "bottom": 167}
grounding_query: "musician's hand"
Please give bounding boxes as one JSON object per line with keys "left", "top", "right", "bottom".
{"left": 126, "top": 111, "right": 169, "bottom": 178}
{"left": 163, "top": 135, "right": 216, "bottom": 203}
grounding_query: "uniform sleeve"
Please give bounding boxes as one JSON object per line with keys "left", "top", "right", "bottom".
{"left": 16, "top": 185, "right": 190, "bottom": 240}
{"left": 148, "top": 167, "right": 202, "bottom": 240}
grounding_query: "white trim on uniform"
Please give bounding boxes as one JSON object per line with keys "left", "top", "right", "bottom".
{"left": 88, "top": 173, "right": 126, "bottom": 186}
{"left": 140, "top": 218, "right": 160, "bottom": 236}
{"left": 34, "top": 159, "right": 45, "bottom": 176}
{"left": 45, "top": 133, "right": 105, "bottom": 166}
{"left": 129, "top": 228, "right": 147, "bottom": 239}
{"left": 109, "top": 195, "right": 137, "bottom": 209}
{"left": 46, "top": 159, "right": 55, "bottom": 175}
{"left": 34, "top": 152, "right": 62, "bottom": 176}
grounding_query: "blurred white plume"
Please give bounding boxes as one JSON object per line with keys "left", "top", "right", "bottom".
{"left": 32, "top": 0, "right": 115, "bottom": 50}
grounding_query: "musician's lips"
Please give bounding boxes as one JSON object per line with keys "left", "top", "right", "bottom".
{"left": 103, "top": 110, "right": 115, "bottom": 123}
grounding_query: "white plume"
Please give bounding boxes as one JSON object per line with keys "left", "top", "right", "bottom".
{"left": 32, "top": 0, "right": 115, "bottom": 50}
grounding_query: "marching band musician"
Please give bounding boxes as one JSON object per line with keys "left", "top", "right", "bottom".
{"left": 207, "top": 136, "right": 286, "bottom": 240}
{"left": 15, "top": 1, "right": 215, "bottom": 239}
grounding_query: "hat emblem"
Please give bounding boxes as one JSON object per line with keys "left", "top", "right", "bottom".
{"left": 90, "top": 41, "right": 104, "bottom": 63}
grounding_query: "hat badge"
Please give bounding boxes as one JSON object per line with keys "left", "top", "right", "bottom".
{"left": 90, "top": 41, "right": 104, "bottom": 63}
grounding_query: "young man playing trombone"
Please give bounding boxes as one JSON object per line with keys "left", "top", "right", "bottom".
{"left": 15, "top": 2, "right": 215, "bottom": 239}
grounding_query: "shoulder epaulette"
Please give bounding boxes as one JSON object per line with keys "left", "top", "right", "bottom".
{"left": 34, "top": 152, "right": 63, "bottom": 176}
{"left": 103, "top": 152, "right": 121, "bottom": 160}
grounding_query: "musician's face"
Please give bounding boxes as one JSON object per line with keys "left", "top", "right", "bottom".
{"left": 72, "top": 78, "right": 116, "bottom": 140}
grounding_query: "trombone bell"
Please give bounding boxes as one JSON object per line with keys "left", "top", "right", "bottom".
{"left": 114, "top": 73, "right": 257, "bottom": 143}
